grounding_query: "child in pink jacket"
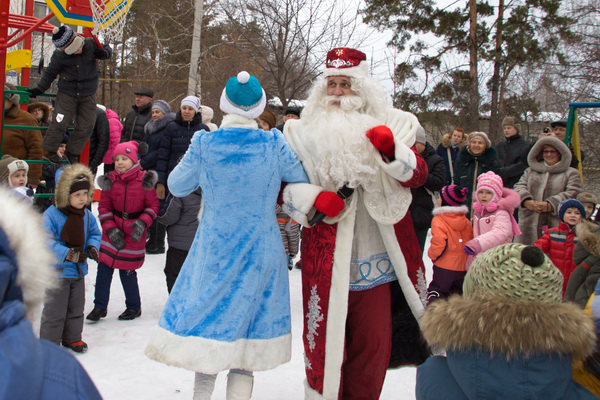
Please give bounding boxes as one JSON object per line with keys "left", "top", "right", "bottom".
{"left": 464, "top": 171, "right": 521, "bottom": 267}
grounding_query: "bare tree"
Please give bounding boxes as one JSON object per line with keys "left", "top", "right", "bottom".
{"left": 216, "top": 0, "right": 367, "bottom": 109}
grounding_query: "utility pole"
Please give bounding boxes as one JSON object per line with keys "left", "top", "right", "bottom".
{"left": 188, "top": 0, "right": 203, "bottom": 96}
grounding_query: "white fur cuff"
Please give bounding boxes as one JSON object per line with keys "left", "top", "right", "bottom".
{"left": 283, "top": 183, "right": 324, "bottom": 227}
{"left": 376, "top": 142, "right": 417, "bottom": 182}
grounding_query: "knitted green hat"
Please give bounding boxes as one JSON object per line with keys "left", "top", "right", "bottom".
{"left": 463, "top": 243, "right": 563, "bottom": 303}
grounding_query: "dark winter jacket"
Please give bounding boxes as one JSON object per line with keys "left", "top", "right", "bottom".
{"left": 0, "top": 187, "right": 102, "bottom": 400}
{"left": 157, "top": 188, "right": 202, "bottom": 251}
{"left": 566, "top": 220, "right": 600, "bottom": 307}
{"left": 97, "top": 166, "right": 159, "bottom": 270}
{"left": 156, "top": 112, "right": 209, "bottom": 184}
{"left": 416, "top": 295, "right": 597, "bottom": 400}
{"left": 496, "top": 133, "right": 531, "bottom": 188}
{"left": 33, "top": 38, "right": 111, "bottom": 98}
{"left": 410, "top": 142, "right": 446, "bottom": 229}
{"left": 453, "top": 146, "right": 501, "bottom": 216}
{"left": 140, "top": 112, "right": 176, "bottom": 171}
{"left": 88, "top": 107, "right": 109, "bottom": 172}
{"left": 120, "top": 101, "right": 153, "bottom": 143}
{"left": 436, "top": 133, "right": 468, "bottom": 185}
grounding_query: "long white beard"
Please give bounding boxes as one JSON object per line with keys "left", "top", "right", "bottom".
{"left": 300, "top": 96, "right": 384, "bottom": 193}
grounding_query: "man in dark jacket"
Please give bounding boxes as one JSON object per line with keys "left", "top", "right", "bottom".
{"left": 88, "top": 106, "right": 110, "bottom": 174}
{"left": 410, "top": 127, "right": 446, "bottom": 252}
{"left": 27, "top": 25, "right": 112, "bottom": 164}
{"left": 120, "top": 87, "right": 154, "bottom": 143}
{"left": 496, "top": 117, "right": 530, "bottom": 189}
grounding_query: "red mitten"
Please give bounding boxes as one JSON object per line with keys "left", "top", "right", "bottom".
{"left": 314, "top": 192, "right": 345, "bottom": 218}
{"left": 366, "top": 125, "right": 395, "bottom": 157}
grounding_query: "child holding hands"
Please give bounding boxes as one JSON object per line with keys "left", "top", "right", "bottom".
{"left": 427, "top": 185, "right": 474, "bottom": 303}
{"left": 87, "top": 141, "right": 159, "bottom": 321}
{"left": 41, "top": 164, "right": 101, "bottom": 352}
{"left": 464, "top": 171, "right": 521, "bottom": 264}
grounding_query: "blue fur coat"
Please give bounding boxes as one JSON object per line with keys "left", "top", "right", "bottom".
{"left": 145, "top": 114, "right": 309, "bottom": 373}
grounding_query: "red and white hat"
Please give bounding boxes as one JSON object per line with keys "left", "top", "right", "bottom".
{"left": 323, "top": 48, "right": 368, "bottom": 79}
{"left": 475, "top": 171, "right": 503, "bottom": 203}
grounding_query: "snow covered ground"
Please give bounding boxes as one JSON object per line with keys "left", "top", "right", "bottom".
{"left": 34, "top": 201, "right": 433, "bottom": 400}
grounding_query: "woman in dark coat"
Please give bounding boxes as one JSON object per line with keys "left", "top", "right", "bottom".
{"left": 453, "top": 131, "right": 500, "bottom": 216}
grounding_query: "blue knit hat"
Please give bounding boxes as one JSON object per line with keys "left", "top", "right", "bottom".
{"left": 558, "top": 199, "right": 586, "bottom": 222}
{"left": 219, "top": 71, "right": 266, "bottom": 119}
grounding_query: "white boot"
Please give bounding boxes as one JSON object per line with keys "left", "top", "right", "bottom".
{"left": 226, "top": 372, "right": 254, "bottom": 400}
{"left": 193, "top": 373, "right": 217, "bottom": 400}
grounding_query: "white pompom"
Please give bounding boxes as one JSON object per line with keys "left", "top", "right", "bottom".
{"left": 237, "top": 71, "right": 250, "bottom": 84}
{"left": 52, "top": 27, "right": 59, "bottom": 34}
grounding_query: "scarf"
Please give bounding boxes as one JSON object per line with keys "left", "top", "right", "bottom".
{"left": 60, "top": 206, "right": 86, "bottom": 249}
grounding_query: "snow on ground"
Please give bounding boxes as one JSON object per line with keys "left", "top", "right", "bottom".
{"left": 34, "top": 201, "right": 433, "bottom": 400}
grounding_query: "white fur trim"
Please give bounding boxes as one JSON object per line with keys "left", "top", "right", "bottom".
{"left": 432, "top": 205, "right": 469, "bottom": 216}
{"left": 220, "top": 113, "right": 259, "bottom": 129}
{"left": 322, "top": 212, "right": 356, "bottom": 399}
{"left": 304, "top": 380, "right": 326, "bottom": 400}
{"left": 145, "top": 326, "right": 291, "bottom": 374}
{"left": 376, "top": 142, "right": 417, "bottom": 182}
{"left": 220, "top": 88, "right": 267, "bottom": 120}
{"left": 322, "top": 61, "right": 369, "bottom": 80}
{"left": 283, "top": 183, "right": 324, "bottom": 227}
{"left": 0, "top": 187, "right": 57, "bottom": 319}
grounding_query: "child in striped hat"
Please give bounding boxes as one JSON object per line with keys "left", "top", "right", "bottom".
{"left": 427, "top": 185, "right": 474, "bottom": 303}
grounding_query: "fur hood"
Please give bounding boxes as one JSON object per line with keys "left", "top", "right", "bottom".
{"left": 54, "top": 164, "right": 95, "bottom": 209}
{"left": 0, "top": 187, "right": 56, "bottom": 319}
{"left": 473, "top": 187, "right": 520, "bottom": 214}
{"left": 576, "top": 219, "right": 600, "bottom": 258}
{"left": 527, "top": 136, "right": 572, "bottom": 174}
{"left": 440, "top": 132, "right": 467, "bottom": 149}
{"left": 27, "top": 102, "right": 50, "bottom": 123}
{"left": 144, "top": 112, "right": 176, "bottom": 136}
{"left": 97, "top": 168, "right": 157, "bottom": 191}
{"left": 421, "top": 295, "right": 596, "bottom": 362}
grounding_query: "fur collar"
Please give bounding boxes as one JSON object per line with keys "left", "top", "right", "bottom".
{"left": 97, "top": 169, "right": 157, "bottom": 191}
{"left": 432, "top": 205, "right": 469, "bottom": 216}
{"left": 421, "top": 295, "right": 596, "bottom": 361}
{"left": 527, "top": 136, "right": 572, "bottom": 174}
{"left": 220, "top": 114, "right": 259, "bottom": 129}
{"left": 54, "top": 163, "right": 95, "bottom": 209}
{"left": 577, "top": 219, "right": 600, "bottom": 257}
{"left": 456, "top": 146, "right": 498, "bottom": 165}
{"left": 441, "top": 132, "right": 467, "bottom": 150}
{"left": 144, "top": 112, "right": 176, "bottom": 135}
{"left": 0, "top": 187, "right": 57, "bottom": 319}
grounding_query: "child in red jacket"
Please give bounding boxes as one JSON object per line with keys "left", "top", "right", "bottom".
{"left": 427, "top": 185, "right": 474, "bottom": 303}
{"left": 87, "top": 141, "right": 159, "bottom": 322}
{"left": 534, "top": 198, "right": 585, "bottom": 296}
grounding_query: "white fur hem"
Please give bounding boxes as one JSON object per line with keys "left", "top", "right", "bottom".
{"left": 305, "top": 379, "right": 326, "bottom": 399}
{"left": 283, "top": 183, "right": 324, "bottom": 227}
{"left": 376, "top": 142, "right": 417, "bottom": 182}
{"left": 145, "top": 326, "right": 291, "bottom": 374}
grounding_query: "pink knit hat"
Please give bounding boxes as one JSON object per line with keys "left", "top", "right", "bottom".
{"left": 112, "top": 141, "right": 147, "bottom": 164}
{"left": 475, "top": 171, "right": 503, "bottom": 203}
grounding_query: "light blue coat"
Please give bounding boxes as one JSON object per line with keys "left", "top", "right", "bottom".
{"left": 43, "top": 206, "right": 101, "bottom": 278}
{"left": 146, "top": 117, "right": 309, "bottom": 373}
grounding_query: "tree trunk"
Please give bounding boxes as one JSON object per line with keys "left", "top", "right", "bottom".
{"left": 489, "top": 0, "right": 505, "bottom": 144}
{"left": 188, "top": 0, "right": 204, "bottom": 96}
{"left": 468, "top": 0, "right": 480, "bottom": 132}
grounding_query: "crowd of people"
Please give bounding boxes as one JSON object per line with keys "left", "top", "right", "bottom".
{"left": 3, "top": 32, "right": 600, "bottom": 400}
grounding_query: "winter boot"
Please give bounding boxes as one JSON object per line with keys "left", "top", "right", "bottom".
{"left": 146, "top": 220, "right": 166, "bottom": 254}
{"left": 62, "top": 340, "right": 88, "bottom": 353}
{"left": 226, "top": 371, "right": 254, "bottom": 400}
{"left": 66, "top": 152, "right": 79, "bottom": 165}
{"left": 193, "top": 373, "right": 217, "bottom": 400}
{"left": 86, "top": 308, "right": 107, "bottom": 321}
{"left": 118, "top": 308, "right": 141, "bottom": 320}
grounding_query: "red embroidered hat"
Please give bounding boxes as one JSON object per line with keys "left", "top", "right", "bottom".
{"left": 323, "top": 48, "right": 368, "bottom": 79}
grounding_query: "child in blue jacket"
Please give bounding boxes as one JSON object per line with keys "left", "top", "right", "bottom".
{"left": 41, "top": 164, "right": 101, "bottom": 353}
